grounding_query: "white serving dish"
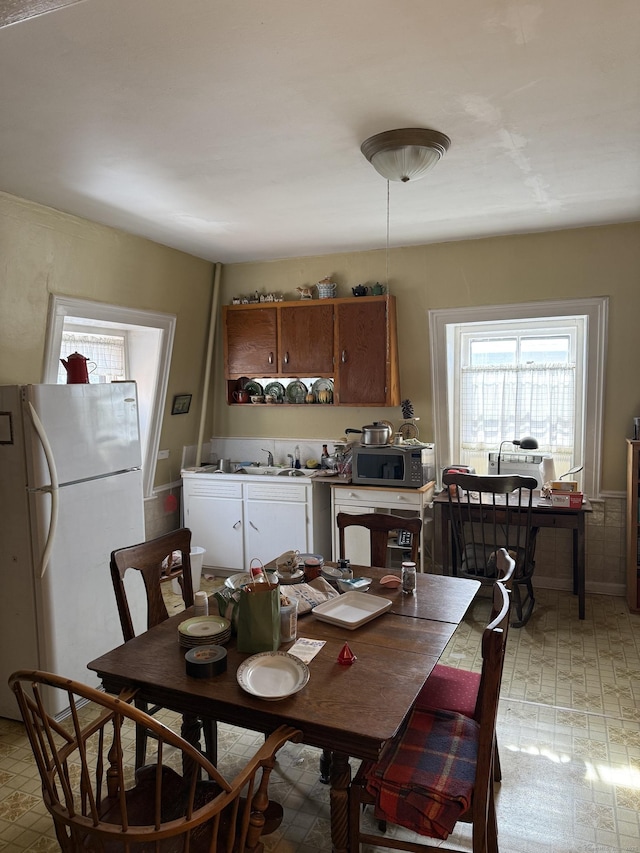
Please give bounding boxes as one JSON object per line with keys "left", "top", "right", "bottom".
{"left": 236, "top": 651, "right": 309, "bottom": 700}
{"left": 311, "top": 591, "right": 392, "bottom": 629}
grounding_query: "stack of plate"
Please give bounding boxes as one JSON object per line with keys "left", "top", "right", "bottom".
{"left": 178, "top": 615, "right": 231, "bottom": 649}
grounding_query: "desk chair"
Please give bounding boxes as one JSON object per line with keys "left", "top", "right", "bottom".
{"left": 349, "top": 581, "right": 510, "bottom": 853}
{"left": 415, "top": 547, "right": 514, "bottom": 783}
{"left": 10, "top": 669, "right": 299, "bottom": 853}
{"left": 337, "top": 511, "right": 422, "bottom": 567}
{"left": 110, "top": 527, "right": 217, "bottom": 768}
{"left": 443, "top": 471, "right": 538, "bottom": 627}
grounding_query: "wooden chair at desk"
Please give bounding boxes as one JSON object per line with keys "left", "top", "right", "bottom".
{"left": 442, "top": 471, "right": 538, "bottom": 627}
{"left": 337, "top": 511, "right": 422, "bottom": 567}
{"left": 110, "top": 527, "right": 217, "bottom": 768}
{"left": 349, "top": 581, "right": 511, "bottom": 853}
{"left": 9, "top": 669, "right": 300, "bottom": 853}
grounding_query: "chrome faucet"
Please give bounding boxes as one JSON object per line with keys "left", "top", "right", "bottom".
{"left": 262, "top": 449, "right": 274, "bottom": 467}
{"left": 287, "top": 453, "right": 294, "bottom": 468}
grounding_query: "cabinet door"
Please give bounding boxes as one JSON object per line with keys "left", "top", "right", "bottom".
{"left": 245, "top": 500, "right": 308, "bottom": 564}
{"left": 224, "top": 307, "right": 277, "bottom": 377}
{"left": 335, "top": 299, "right": 397, "bottom": 405}
{"left": 184, "top": 494, "right": 244, "bottom": 572}
{"left": 279, "top": 303, "right": 334, "bottom": 375}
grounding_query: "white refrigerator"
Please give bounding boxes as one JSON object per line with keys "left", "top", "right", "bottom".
{"left": 0, "top": 382, "right": 147, "bottom": 719}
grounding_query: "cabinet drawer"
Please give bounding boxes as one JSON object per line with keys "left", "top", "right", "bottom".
{"left": 246, "top": 482, "right": 308, "bottom": 502}
{"left": 332, "top": 486, "right": 421, "bottom": 508}
{"left": 184, "top": 480, "right": 243, "bottom": 499}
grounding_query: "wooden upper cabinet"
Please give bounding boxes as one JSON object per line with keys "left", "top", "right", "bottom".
{"left": 223, "top": 306, "right": 277, "bottom": 376}
{"left": 223, "top": 295, "right": 400, "bottom": 405}
{"left": 334, "top": 297, "right": 400, "bottom": 406}
{"left": 279, "top": 303, "right": 334, "bottom": 375}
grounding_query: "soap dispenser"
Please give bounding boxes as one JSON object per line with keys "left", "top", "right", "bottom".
{"left": 294, "top": 445, "right": 301, "bottom": 469}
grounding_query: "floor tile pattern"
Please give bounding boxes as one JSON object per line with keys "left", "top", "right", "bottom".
{"left": 1, "top": 580, "right": 639, "bottom": 852}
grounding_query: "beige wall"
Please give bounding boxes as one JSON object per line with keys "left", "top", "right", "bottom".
{"left": 2, "top": 189, "right": 639, "bottom": 495}
{"left": 217, "top": 223, "right": 640, "bottom": 493}
{"left": 0, "top": 192, "right": 215, "bottom": 490}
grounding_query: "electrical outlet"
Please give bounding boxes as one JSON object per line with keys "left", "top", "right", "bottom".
{"left": 157, "top": 449, "right": 170, "bottom": 460}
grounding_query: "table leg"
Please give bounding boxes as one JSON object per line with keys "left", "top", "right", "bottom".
{"left": 181, "top": 712, "right": 203, "bottom": 777}
{"left": 439, "top": 506, "right": 451, "bottom": 574}
{"left": 319, "top": 748, "right": 332, "bottom": 784}
{"left": 575, "top": 516, "right": 586, "bottom": 619}
{"left": 330, "top": 751, "right": 351, "bottom": 853}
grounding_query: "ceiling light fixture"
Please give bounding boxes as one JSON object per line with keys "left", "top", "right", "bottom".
{"left": 360, "top": 128, "right": 451, "bottom": 183}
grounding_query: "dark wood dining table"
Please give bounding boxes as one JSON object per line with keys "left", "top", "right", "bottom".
{"left": 88, "top": 566, "right": 480, "bottom": 853}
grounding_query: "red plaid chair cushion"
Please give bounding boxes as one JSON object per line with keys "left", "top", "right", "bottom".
{"left": 413, "top": 664, "right": 480, "bottom": 719}
{"left": 365, "top": 708, "right": 479, "bottom": 840}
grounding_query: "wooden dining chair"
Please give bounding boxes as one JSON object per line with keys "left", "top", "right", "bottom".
{"left": 414, "top": 547, "right": 514, "bottom": 783}
{"left": 349, "top": 581, "right": 511, "bottom": 853}
{"left": 110, "top": 527, "right": 217, "bottom": 768}
{"left": 10, "top": 669, "right": 300, "bottom": 853}
{"left": 443, "top": 471, "right": 538, "bottom": 626}
{"left": 337, "top": 511, "right": 422, "bottom": 568}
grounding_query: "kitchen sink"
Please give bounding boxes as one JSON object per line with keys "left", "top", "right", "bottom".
{"left": 233, "top": 466, "right": 315, "bottom": 477}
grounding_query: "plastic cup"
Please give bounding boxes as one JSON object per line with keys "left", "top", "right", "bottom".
{"left": 172, "top": 546, "right": 206, "bottom": 595}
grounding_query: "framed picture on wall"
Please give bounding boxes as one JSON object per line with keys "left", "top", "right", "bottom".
{"left": 171, "top": 394, "right": 192, "bottom": 415}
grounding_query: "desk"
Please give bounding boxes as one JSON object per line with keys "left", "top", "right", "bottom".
{"left": 433, "top": 489, "right": 592, "bottom": 619}
{"left": 88, "top": 568, "right": 479, "bottom": 853}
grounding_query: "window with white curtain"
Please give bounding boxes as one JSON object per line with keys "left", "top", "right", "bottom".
{"left": 429, "top": 298, "right": 608, "bottom": 497}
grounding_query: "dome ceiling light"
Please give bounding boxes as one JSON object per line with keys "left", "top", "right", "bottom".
{"left": 360, "top": 128, "right": 451, "bottom": 182}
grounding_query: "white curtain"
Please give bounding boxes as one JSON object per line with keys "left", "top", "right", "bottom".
{"left": 460, "top": 363, "right": 575, "bottom": 474}
{"left": 57, "top": 332, "right": 126, "bottom": 384}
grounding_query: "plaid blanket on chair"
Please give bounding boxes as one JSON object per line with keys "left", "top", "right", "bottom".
{"left": 365, "top": 708, "right": 479, "bottom": 840}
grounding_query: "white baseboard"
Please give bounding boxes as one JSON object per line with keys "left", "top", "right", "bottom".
{"left": 535, "top": 575, "right": 625, "bottom": 598}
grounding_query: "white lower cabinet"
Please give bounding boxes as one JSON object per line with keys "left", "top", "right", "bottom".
{"left": 330, "top": 484, "right": 434, "bottom": 572}
{"left": 182, "top": 473, "right": 331, "bottom": 576}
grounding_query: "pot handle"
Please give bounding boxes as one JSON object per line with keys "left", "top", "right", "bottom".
{"left": 345, "top": 428, "right": 362, "bottom": 434}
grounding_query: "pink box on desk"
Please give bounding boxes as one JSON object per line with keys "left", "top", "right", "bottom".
{"left": 550, "top": 491, "right": 583, "bottom": 509}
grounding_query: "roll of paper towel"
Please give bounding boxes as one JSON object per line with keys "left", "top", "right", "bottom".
{"left": 539, "top": 456, "right": 556, "bottom": 486}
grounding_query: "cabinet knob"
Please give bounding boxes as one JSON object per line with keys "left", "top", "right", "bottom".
{"left": 268, "top": 352, "right": 274, "bottom": 365}
{"left": 341, "top": 350, "right": 347, "bottom": 363}
{"left": 283, "top": 351, "right": 289, "bottom": 365}
{"left": 233, "top": 520, "right": 241, "bottom": 529}
{"left": 249, "top": 521, "right": 259, "bottom": 532}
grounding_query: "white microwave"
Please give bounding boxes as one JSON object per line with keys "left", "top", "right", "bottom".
{"left": 351, "top": 444, "right": 435, "bottom": 489}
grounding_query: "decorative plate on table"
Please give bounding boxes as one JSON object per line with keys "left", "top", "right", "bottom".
{"left": 243, "top": 380, "right": 264, "bottom": 396}
{"left": 276, "top": 568, "right": 305, "bottom": 584}
{"left": 398, "top": 421, "right": 419, "bottom": 441}
{"left": 236, "top": 651, "right": 310, "bottom": 700}
{"left": 264, "top": 381, "right": 286, "bottom": 401}
{"left": 177, "top": 615, "right": 231, "bottom": 648}
{"left": 285, "top": 380, "right": 308, "bottom": 403}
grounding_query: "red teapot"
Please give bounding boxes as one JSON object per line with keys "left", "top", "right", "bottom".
{"left": 60, "top": 352, "right": 95, "bottom": 384}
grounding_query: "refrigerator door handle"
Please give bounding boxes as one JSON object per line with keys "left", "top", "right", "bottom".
{"left": 27, "top": 402, "right": 60, "bottom": 578}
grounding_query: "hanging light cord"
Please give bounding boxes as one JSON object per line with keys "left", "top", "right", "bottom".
{"left": 386, "top": 180, "right": 390, "bottom": 290}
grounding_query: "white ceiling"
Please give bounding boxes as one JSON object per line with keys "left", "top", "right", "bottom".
{"left": 1, "top": 0, "right": 639, "bottom": 264}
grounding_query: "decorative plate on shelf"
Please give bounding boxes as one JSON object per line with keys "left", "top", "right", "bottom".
{"left": 285, "top": 380, "right": 308, "bottom": 403}
{"left": 310, "top": 378, "right": 334, "bottom": 395}
{"left": 243, "top": 380, "right": 264, "bottom": 396}
{"left": 398, "top": 421, "right": 420, "bottom": 441}
{"left": 264, "top": 381, "right": 286, "bottom": 401}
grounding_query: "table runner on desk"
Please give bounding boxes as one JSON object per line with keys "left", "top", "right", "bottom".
{"left": 365, "top": 708, "right": 479, "bottom": 840}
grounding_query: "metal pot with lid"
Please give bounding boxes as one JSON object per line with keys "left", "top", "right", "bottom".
{"left": 345, "top": 421, "right": 392, "bottom": 446}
